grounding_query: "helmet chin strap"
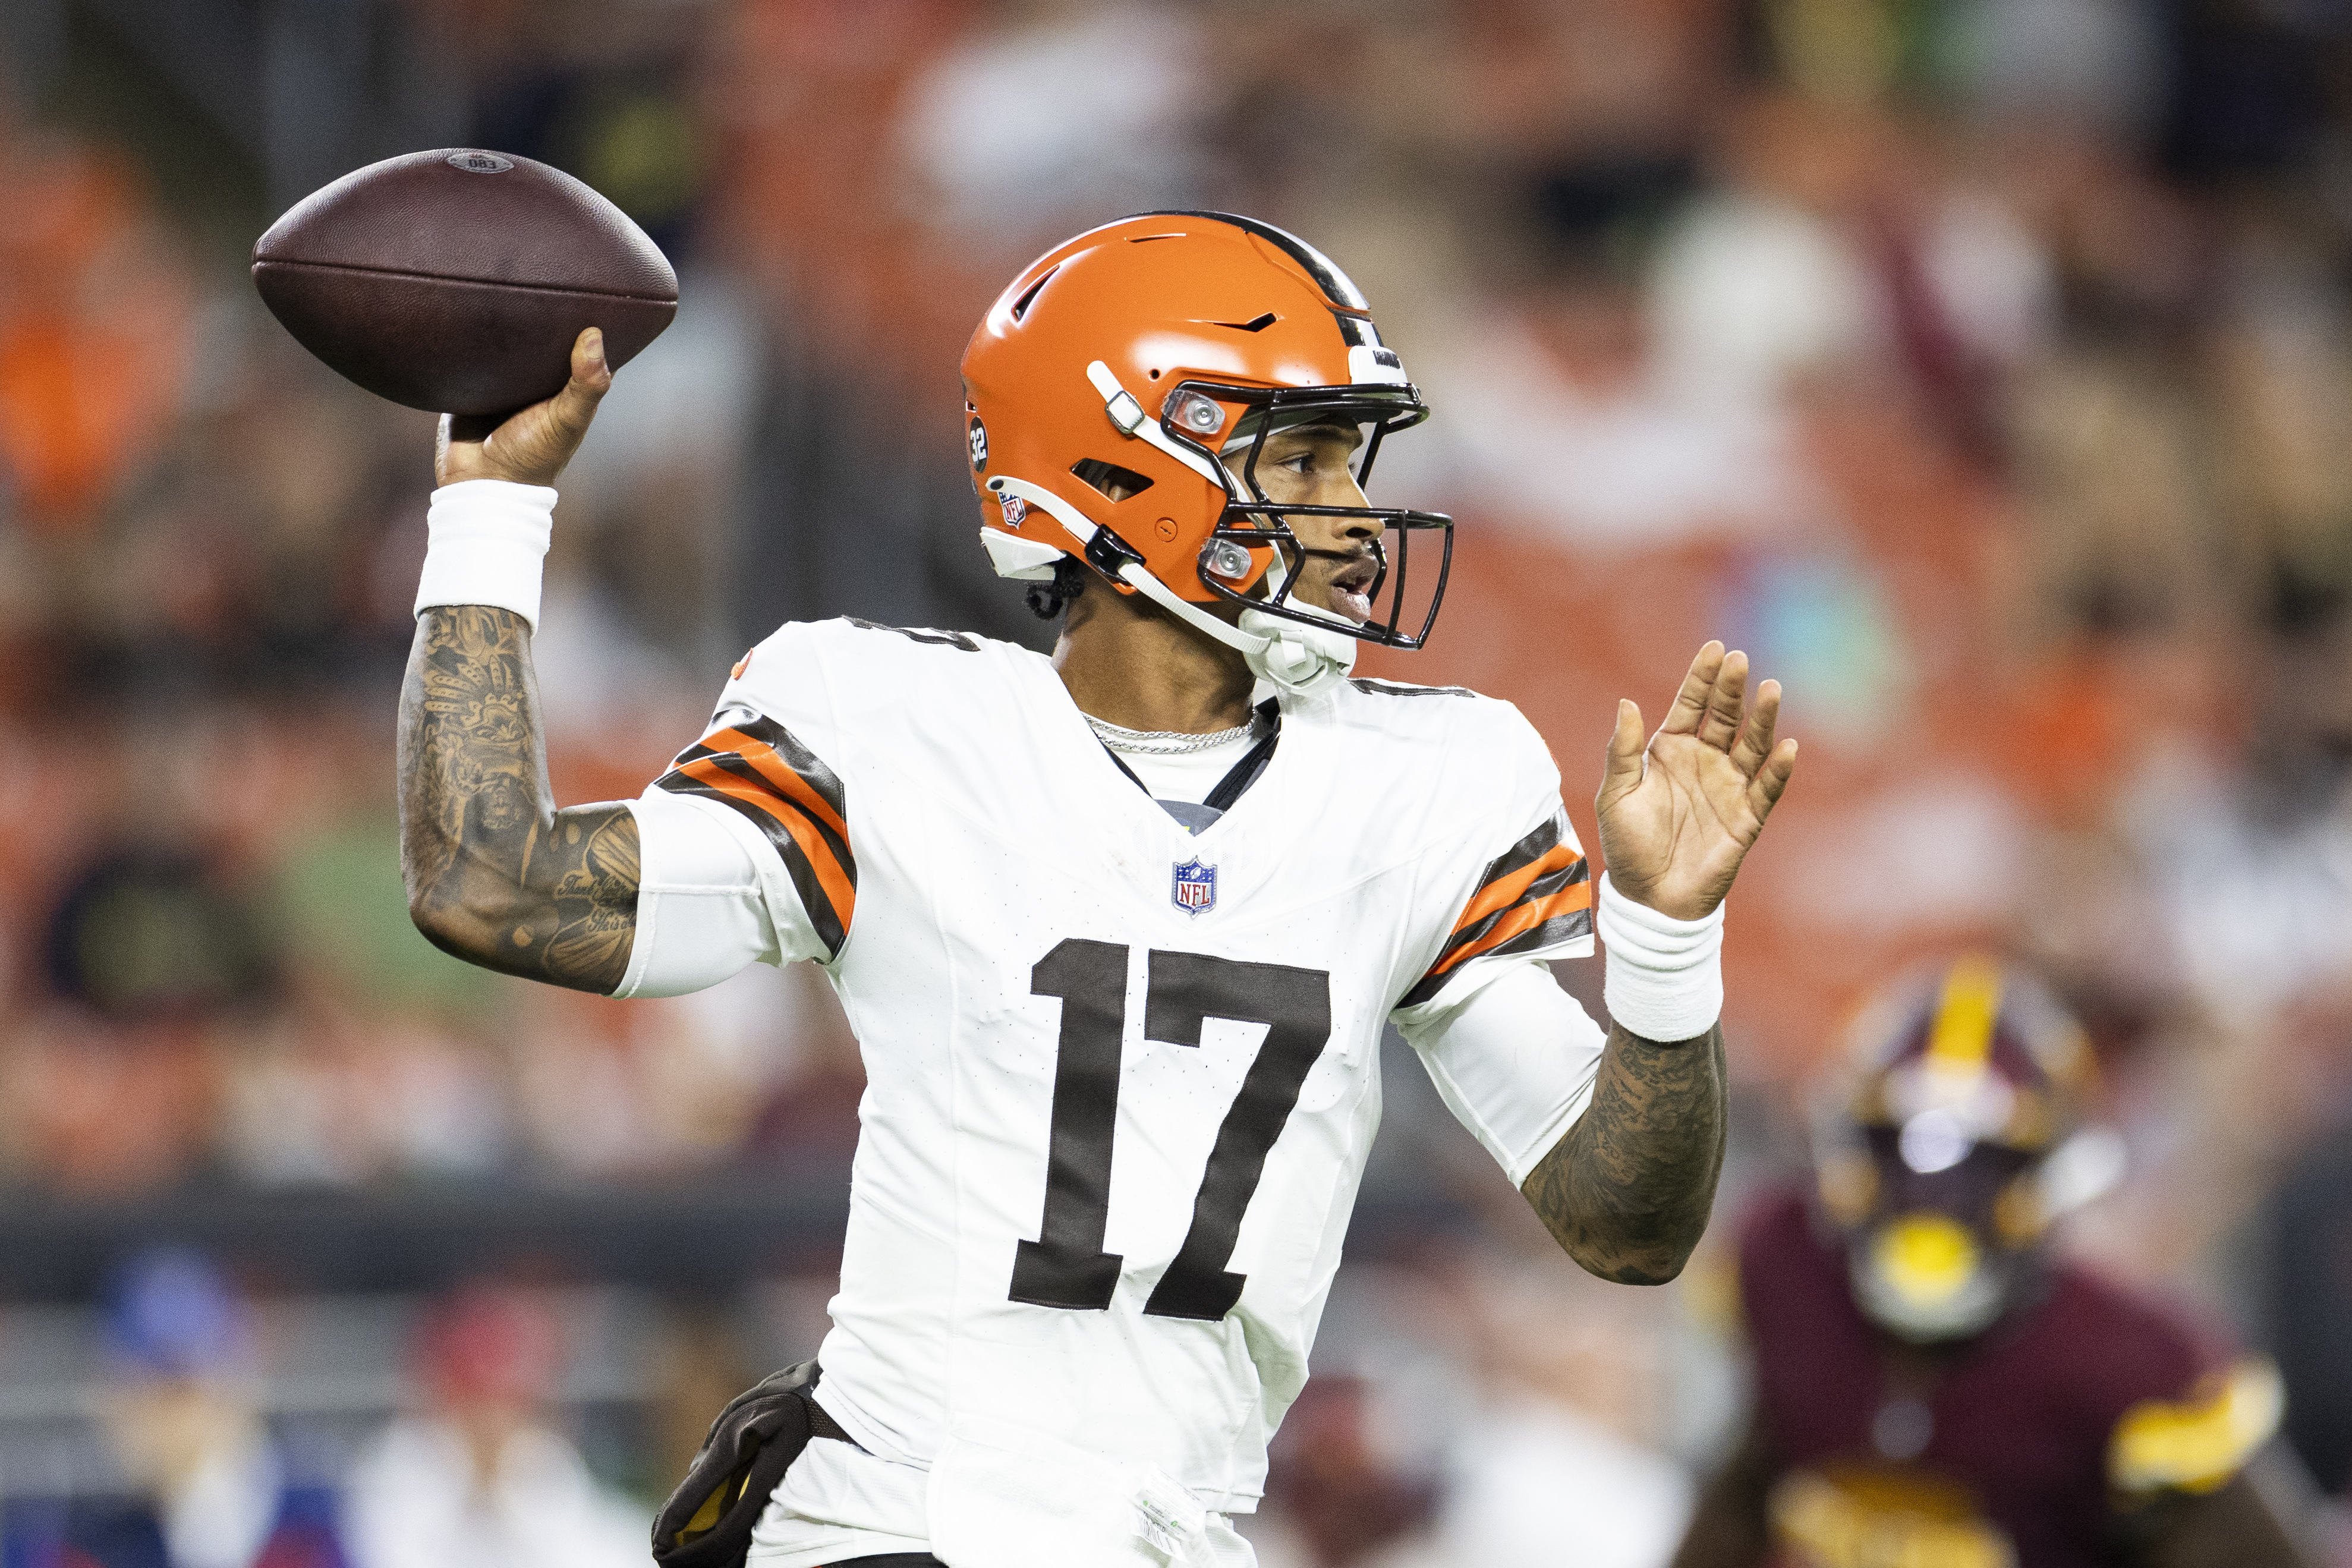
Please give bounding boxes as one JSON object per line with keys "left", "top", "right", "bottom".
{"left": 986, "top": 473, "right": 1356, "bottom": 699}
{"left": 1121, "top": 564, "right": 1357, "bottom": 700}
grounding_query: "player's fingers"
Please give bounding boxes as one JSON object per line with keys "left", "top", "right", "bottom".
{"left": 572, "top": 326, "right": 612, "bottom": 392}
{"left": 546, "top": 328, "right": 610, "bottom": 438}
{"left": 1745, "top": 737, "right": 1797, "bottom": 823}
{"left": 1597, "top": 698, "right": 1646, "bottom": 807}
{"left": 1659, "top": 642, "right": 1726, "bottom": 735}
{"left": 1696, "top": 648, "right": 1748, "bottom": 751}
{"left": 1729, "top": 678, "right": 1779, "bottom": 776}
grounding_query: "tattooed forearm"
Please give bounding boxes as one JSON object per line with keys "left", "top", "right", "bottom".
{"left": 1521, "top": 1021, "right": 1728, "bottom": 1284}
{"left": 398, "top": 606, "right": 639, "bottom": 993}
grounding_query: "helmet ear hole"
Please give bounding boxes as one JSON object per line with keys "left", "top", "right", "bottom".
{"left": 1070, "top": 458, "right": 1155, "bottom": 503}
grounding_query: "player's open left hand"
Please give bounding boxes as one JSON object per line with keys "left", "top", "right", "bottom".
{"left": 434, "top": 327, "right": 610, "bottom": 489}
{"left": 1595, "top": 642, "right": 1796, "bottom": 922}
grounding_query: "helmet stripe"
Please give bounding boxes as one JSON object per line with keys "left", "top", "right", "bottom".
{"left": 1925, "top": 955, "right": 2005, "bottom": 1072}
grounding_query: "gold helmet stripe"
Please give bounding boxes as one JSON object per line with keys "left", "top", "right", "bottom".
{"left": 1925, "top": 955, "right": 2006, "bottom": 1074}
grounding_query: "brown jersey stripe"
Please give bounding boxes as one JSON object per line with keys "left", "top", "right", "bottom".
{"left": 667, "top": 752, "right": 853, "bottom": 884}
{"left": 1396, "top": 811, "right": 1589, "bottom": 1010}
{"left": 1423, "top": 871, "right": 1592, "bottom": 982}
{"left": 1475, "top": 903, "right": 1594, "bottom": 962}
{"left": 664, "top": 718, "right": 852, "bottom": 877}
{"left": 1395, "top": 886, "right": 1595, "bottom": 1009}
{"left": 675, "top": 755, "right": 854, "bottom": 907}
{"left": 655, "top": 723, "right": 856, "bottom": 958}
{"left": 1479, "top": 813, "right": 1570, "bottom": 889}
{"left": 1443, "top": 880, "right": 1592, "bottom": 971}
{"left": 1451, "top": 813, "right": 1574, "bottom": 932}
{"left": 662, "top": 762, "right": 855, "bottom": 956}
{"left": 698, "top": 726, "right": 851, "bottom": 840}
{"left": 674, "top": 716, "right": 849, "bottom": 829}
{"left": 1450, "top": 840, "right": 1582, "bottom": 936}
{"left": 1431, "top": 848, "right": 1589, "bottom": 972}
{"left": 664, "top": 757, "right": 857, "bottom": 942}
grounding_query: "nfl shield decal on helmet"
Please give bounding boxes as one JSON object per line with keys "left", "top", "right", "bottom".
{"left": 1172, "top": 858, "right": 1216, "bottom": 915}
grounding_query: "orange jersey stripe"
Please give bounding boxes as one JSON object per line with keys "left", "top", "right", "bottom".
{"left": 673, "top": 756, "right": 858, "bottom": 927}
{"left": 673, "top": 760, "right": 857, "bottom": 929}
{"left": 703, "top": 727, "right": 852, "bottom": 842}
{"left": 1434, "top": 879, "right": 1595, "bottom": 975}
{"left": 1450, "top": 843, "right": 1582, "bottom": 936}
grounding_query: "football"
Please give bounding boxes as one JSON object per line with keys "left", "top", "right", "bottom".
{"left": 252, "top": 148, "right": 678, "bottom": 417}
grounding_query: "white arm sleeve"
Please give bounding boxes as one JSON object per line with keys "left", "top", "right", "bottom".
{"left": 1394, "top": 956, "right": 1606, "bottom": 1186}
{"left": 612, "top": 790, "right": 799, "bottom": 999}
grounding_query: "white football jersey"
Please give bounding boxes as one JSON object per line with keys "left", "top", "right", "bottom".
{"left": 616, "top": 617, "right": 1597, "bottom": 1548}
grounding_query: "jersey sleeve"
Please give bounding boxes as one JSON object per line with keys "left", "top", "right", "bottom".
{"left": 611, "top": 624, "right": 867, "bottom": 997}
{"left": 1394, "top": 956, "right": 1605, "bottom": 1184}
{"left": 1396, "top": 801, "right": 1594, "bottom": 1012}
{"left": 648, "top": 710, "right": 857, "bottom": 960}
{"left": 613, "top": 789, "right": 793, "bottom": 997}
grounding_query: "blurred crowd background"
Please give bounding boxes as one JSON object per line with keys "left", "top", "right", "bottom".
{"left": 3, "top": 0, "right": 2352, "bottom": 1564}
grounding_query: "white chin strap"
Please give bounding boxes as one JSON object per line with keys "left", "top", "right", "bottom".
{"left": 1234, "top": 605, "right": 1356, "bottom": 698}
{"left": 986, "top": 474, "right": 1356, "bottom": 700}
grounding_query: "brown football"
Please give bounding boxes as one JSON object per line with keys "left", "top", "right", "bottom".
{"left": 253, "top": 149, "right": 678, "bottom": 417}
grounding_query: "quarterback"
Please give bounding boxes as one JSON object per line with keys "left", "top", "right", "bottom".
{"left": 398, "top": 213, "right": 1796, "bottom": 1568}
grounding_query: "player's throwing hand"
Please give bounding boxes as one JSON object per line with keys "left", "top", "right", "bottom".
{"left": 434, "top": 327, "right": 611, "bottom": 490}
{"left": 1594, "top": 641, "right": 1796, "bottom": 922}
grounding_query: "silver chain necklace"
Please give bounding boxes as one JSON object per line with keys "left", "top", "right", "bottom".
{"left": 1085, "top": 714, "right": 1255, "bottom": 755}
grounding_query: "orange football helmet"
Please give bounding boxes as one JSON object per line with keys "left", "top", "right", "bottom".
{"left": 960, "top": 212, "right": 1452, "bottom": 657}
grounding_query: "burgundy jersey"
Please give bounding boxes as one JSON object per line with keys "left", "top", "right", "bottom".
{"left": 1737, "top": 1186, "right": 2241, "bottom": 1568}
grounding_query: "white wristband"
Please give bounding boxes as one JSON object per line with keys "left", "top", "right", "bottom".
{"left": 414, "top": 479, "right": 558, "bottom": 630}
{"left": 1597, "top": 872, "right": 1724, "bottom": 1043}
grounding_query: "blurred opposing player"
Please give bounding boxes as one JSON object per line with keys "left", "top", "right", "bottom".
{"left": 395, "top": 213, "right": 1797, "bottom": 1567}
{"left": 1673, "top": 958, "right": 2305, "bottom": 1568}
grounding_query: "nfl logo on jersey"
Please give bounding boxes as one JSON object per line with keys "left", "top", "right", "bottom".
{"left": 1172, "top": 858, "right": 1216, "bottom": 915}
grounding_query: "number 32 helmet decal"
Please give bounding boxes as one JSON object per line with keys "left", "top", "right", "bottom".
{"left": 961, "top": 212, "right": 1453, "bottom": 654}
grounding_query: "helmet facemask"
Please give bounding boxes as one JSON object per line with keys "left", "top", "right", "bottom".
{"left": 1157, "top": 380, "right": 1453, "bottom": 650}
{"left": 1836, "top": 1129, "right": 2044, "bottom": 1343}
